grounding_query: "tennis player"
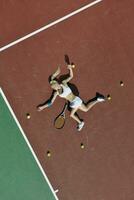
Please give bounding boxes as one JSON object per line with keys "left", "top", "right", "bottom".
{"left": 38, "top": 64, "right": 105, "bottom": 131}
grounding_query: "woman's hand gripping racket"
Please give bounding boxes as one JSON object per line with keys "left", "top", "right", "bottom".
{"left": 54, "top": 103, "right": 68, "bottom": 129}
{"left": 64, "top": 55, "right": 75, "bottom": 69}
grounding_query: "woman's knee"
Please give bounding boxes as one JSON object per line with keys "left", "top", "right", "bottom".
{"left": 83, "top": 107, "right": 88, "bottom": 112}
{"left": 70, "top": 109, "right": 77, "bottom": 117}
{"left": 70, "top": 112, "right": 75, "bottom": 118}
{"left": 79, "top": 105, "right": 88, "bottom": 112}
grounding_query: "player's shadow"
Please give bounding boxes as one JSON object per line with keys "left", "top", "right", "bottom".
{"left": 62, "top": 54, "right": 79, "bottom": 96}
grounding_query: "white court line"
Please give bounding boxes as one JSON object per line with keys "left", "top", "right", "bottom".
{"left": 0, "top": 0, "right": 103, "bottom": 52}
{"left": 0, "top": 87, "right": 59, "bottom": 200}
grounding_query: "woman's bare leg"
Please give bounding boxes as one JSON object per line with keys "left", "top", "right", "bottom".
{"left": 70, "top": 99, "right": 103, "bottom": 123}
{"left": 70, "top": 95, "right": 105, "bottom": 131}
{"left": 70, "top": 108, "right": 85, "bottom": 131}
{"left": 79, "top": 99, "right": 104, "bottom": 112}
{"left": 86, "top": 100, "right": 99, "bottom": 111}
{"left": 70, "top": 108, "right": 81, "bottom": 123}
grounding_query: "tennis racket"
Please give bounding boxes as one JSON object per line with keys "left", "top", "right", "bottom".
{"left": 64, "top": 55, "right": 70, "bottom": 65}
{"left": 64, "top": 55, "right": 75, "bottom": 68}
{"left": 54, "top": 103, "right": 68, "bottom": 129}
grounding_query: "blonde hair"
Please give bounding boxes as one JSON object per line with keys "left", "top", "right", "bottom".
{"left": 50, "top": 80, "right": 57, "bottom": 85}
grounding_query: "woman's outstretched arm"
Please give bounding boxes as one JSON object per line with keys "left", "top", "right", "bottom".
{"left": 51, "top": 67, "right": 61, "bottom": 81}
{"left": 62, "top": 64, "right": 75, "bottom": 84}
{"left": 37, "top": 91, "right": 58, "bottom": 111}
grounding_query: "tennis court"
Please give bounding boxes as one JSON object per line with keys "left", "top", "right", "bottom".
{"left": 0, "top": 0, "right": 134, "bottom": 199}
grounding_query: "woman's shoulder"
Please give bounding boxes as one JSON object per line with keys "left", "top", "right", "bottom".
{"left": 61, "top": 81, "right": 68, "bottom": 87}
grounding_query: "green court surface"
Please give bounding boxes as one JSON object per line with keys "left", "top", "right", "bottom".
{"left": 0, "top": 89, "right": 58, "bottom": 200}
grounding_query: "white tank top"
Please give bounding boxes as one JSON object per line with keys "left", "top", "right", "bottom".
{"left": 59, "top": 84, "right": 72, "bottom": 98}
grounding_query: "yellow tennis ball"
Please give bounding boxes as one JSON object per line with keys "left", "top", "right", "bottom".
{"left": 107, "top": 95, "right": 111, "bottom": 100}
{"left": 80, "top": 143, "right": 85, "bottom": 149}
{"left": 120, "top": 81, "right": 124, "bottom": 86}
{"left": 47, "top": 151, "right": 51, "bottom": 157}
{"left": 26, "top": 113, "right": 31, "bottom": 119}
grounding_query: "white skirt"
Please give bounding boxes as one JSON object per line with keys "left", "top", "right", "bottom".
{"left": 70, "top": 96, "right": 83, "bottom": 108}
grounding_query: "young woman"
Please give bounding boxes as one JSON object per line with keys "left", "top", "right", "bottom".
{"left": 38, "top": 64, "right": 105, "bottom": 131}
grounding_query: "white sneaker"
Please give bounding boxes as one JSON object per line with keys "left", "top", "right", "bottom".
{"left": 96, "top": 93, "right": 105, "bottom": 102}
{"left": 77, "top": 121, "right": 85, "bottom": 131}
{"left": 97, "top": 97, "right": 105, "bottom": 102}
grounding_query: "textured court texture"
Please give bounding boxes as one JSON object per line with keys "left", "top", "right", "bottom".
{"left": 0, "top": 1, "right": 134, "bottom": 199}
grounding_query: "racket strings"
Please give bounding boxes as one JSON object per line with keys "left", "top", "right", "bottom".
{"left": 55, "top": 116, "right": 65, "bottom": 129}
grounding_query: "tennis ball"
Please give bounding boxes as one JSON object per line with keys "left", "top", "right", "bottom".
{"left": 120, "top": 81, "right": 124, "bottom": 86}
{"left": 47, "top": 151, "right": 51, "bottom": 157}
{"left": 107, "top": 94, "right": 111, "bottom": 100}
{"left": 26, "top": 113, "right": 31, "bottom": 119}
{"left": 80, "top": 143, "right": 85, "bottom": 149}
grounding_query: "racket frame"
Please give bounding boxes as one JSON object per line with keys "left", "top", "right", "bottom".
{"left": 54, "top": 102, "right": 68, "bottom": 129}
